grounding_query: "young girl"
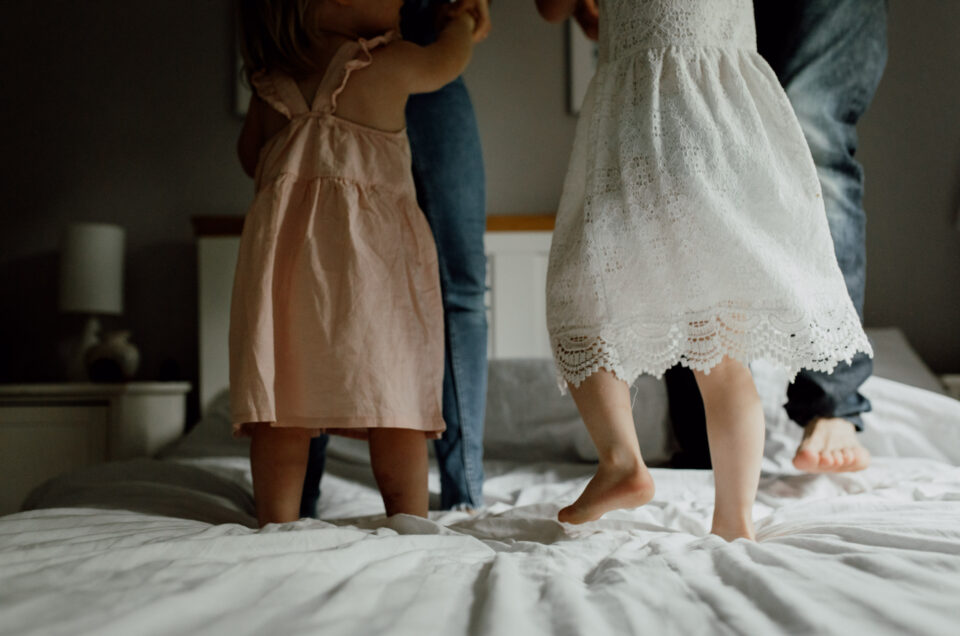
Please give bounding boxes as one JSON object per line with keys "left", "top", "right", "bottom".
{"left": 231, "top": 0, "right": 476, "bottom": 526}
{"left": 538, "top": 0, "right": 872, "bottom": 540}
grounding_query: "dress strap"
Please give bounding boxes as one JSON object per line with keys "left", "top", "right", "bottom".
{"left": 250, "top": 71, "right": 309, "bottom": 119}
{"left": 312, "top": 30, "right": 399, "bottom": 114}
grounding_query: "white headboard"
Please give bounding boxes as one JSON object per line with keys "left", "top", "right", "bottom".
{"left": 193, "top": 215, "right": 554, "bottom": 414}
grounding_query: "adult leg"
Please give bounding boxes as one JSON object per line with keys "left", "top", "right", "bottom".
{"left": 403, "top": 3, "right": 488, "bottom": 510}
{"left": 756, "top": 0, "right": 887, "bottom": 472}
{"left": 298, "top": 434, "right": 329, "bottom": 518}
{"left": 406, "top": 79, "right": 488, "bottom": 509}
{"left": 559, "top": 370, "right": 655, "bottom": 524}
{"left": 694, "top": 359, "right": 765, "bottom": 542}
{"left": 664, "top": 365, "right": 710, "bottom": 469}
{"left": 250, "top": 423, "right": 312, "bottom": 527}
{"left": 667, "top": 1, "right": 888, "bottom": 473}
{"left": 368, "top": 429, "right": 430, "bottom": 517}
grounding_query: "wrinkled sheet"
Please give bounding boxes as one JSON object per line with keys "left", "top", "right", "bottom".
{"left": 1, "top": 377, "right": 959, "bottom": 635}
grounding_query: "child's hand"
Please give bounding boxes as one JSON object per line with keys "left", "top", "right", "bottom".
{"left": 573, "top": 0, "right": 598, "bottom": 41}
{"left": 386, "top": 1, "right": 479, "bottom": 96}
{"left": 439, "top": 0, "right": 491, "bottom": 43}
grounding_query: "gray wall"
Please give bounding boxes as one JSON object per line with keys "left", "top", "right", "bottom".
{"left": 855, "top": 2, "right": 960, "bottom": 373}
{"left": 465, "top": 3, "right": 578, "bottom": 213}
{"left": 0, "top": 2, "right": 250, "bottom": 421}
{"left": 1, "top": 2, "right": 958, "bottom": 419}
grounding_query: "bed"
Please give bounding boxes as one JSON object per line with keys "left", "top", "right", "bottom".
{"left": 1, "top": 217, "right": 958, "bottom": 636}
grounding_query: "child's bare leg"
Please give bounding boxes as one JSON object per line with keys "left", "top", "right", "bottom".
{"left": 368, "top": 429, "right": 429, "bottom": 517}
{"left": 250, "top": 423, "right": 312, "bottom": 527}
{"left": 559, "top": 369, "right": 655, "bottom": 524}
{"left": 693, "top": 357, "right": 765, "bottom": 541}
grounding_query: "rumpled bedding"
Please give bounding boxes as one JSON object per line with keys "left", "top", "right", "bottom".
{"left": 1, "top": 374, "right": 959, "bottom": 635}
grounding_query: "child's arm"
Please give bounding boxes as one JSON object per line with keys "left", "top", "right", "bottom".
{"left": 237, "top": 95, "right": 265, "bottom": 178}
{"left": 465, "top": 0, "right": 492, "bottom": 42}
{"left": 383, "top": 12, "right": 477, "bottom": 96}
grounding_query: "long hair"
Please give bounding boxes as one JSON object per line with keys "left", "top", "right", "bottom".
{"left": 237, "top": 0, "right": 319, "bottom": 82}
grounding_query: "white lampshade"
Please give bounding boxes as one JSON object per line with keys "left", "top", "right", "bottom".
{"left": 59, "top": 222, "right": 125, "bottom": 315}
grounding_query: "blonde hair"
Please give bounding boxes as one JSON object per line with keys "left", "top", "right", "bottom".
{"left": 237, "top": 0, "right": 319, "bottom": 82}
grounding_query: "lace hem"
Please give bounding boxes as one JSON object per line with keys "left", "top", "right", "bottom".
{"left": 552, "top": 306, "right": 873, "bottom": 390}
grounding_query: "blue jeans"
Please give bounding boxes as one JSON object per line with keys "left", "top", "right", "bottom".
{"left": 300, "top": 2, "right": 488, "bottom": 516}
{"left": 666, "top": 0, "right": 888, "bottom": 467}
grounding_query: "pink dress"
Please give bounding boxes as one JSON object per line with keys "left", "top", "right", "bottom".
{"left": 230, "top": 33, "right": 445, "bottom": 440}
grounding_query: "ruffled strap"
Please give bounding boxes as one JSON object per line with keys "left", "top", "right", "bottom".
{"left": 319, "top": 30, "right": 399, "bottom": 114}
{"left": 250, "top": 71, "right": 309, "bottom": 119}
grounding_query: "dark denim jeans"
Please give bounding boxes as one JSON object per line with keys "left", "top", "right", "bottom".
{"left": 300, "top": 1, "right": 488, "bottom": 516}
{"left": 667, "top": 0, "right": 888, "bottom": 468}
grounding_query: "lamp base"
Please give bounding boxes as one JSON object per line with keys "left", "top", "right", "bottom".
{"left": 61, "top": 315, "right": 101, "bottom": 382}
{"left": 85, "top": 331, "right": 140, "bottom": 382}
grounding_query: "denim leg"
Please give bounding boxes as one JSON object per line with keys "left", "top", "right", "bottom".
{"left": 401, "top": 1, "right": 488, "bottom": 509}
{"left": 756, "top": 0, "right": 888, "bottom": 430}
{"left": 299, "top": 434, "right": 329, "bottom": 518}
{"left": 666, "top": 0, "right": 888, "bottom": 466}
{"left": 407, "top": 79, "right": 488, "bottom": 509}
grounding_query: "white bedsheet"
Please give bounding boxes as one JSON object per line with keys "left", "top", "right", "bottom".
{"left": 1, "top": 377, "right": 959, "bottom": 635}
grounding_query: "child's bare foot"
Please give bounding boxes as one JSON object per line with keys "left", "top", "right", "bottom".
{"left": 793, "top": 417, "right": 870, "bottom": 473}
{"left": 558, "top": 460, "right": 655, "bottom": 524}
{"left": 711, "top": 517, "right": 756, "bottom": 542}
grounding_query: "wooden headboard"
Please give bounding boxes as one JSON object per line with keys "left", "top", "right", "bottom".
{"left": 192, "top": 214, "right": 555, "bottom": 414}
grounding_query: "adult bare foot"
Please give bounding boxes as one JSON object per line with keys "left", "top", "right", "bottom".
{"left": 792, "top": 417, "right": 870, "bottom": 473}
{"left": 558, "top": 460, "right": 655, "bottom": 524}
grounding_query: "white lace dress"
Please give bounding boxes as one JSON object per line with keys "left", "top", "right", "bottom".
{"left": 546, "top": 0, "right": 873, "bottom": 387}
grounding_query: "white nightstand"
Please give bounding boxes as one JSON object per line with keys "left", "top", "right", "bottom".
{"left": 0, "top": 382, "right": 191, "bottom": 516}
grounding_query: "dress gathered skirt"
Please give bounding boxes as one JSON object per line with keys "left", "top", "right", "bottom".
{"left": 230, "top": 33, "right": 445, "bottom": 439}
{"left": 546, "top": 0, "right": 873, "bottom": 387}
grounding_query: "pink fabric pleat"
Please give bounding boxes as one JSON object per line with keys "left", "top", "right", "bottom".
{"left": 231, "top": 31, "right": 445, "bottom": 440}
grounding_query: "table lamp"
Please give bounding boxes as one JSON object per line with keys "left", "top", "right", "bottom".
{"left": 59, "top": 222, "right": 125, "bottom": 381}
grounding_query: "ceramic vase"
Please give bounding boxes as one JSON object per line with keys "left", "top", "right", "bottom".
{"left": 85, "top": 331, "right": 140, "bottom": 381}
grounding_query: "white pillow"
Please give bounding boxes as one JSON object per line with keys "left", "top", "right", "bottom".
{"left": 173, "top": 359, "right": 677, "bottom": 466}
{"left": 161, "top": 389, "right": 248, "bottom": 458}
{"left": 482, "top": 359, "right": 674, "bottom": 465}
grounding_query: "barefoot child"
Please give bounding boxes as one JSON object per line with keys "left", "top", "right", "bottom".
{"left": 538, "top": 0, "right": 872, "bottom": 540}
{"left": 231, "top": 0, "right": 476, "bottom": 526}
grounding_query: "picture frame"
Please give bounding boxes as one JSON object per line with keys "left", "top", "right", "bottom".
{"left": 567, "top": 19, "right": 598, "bottom": 115}
{"left": 235, "top": 44, "right": 251, "bottom": 117}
